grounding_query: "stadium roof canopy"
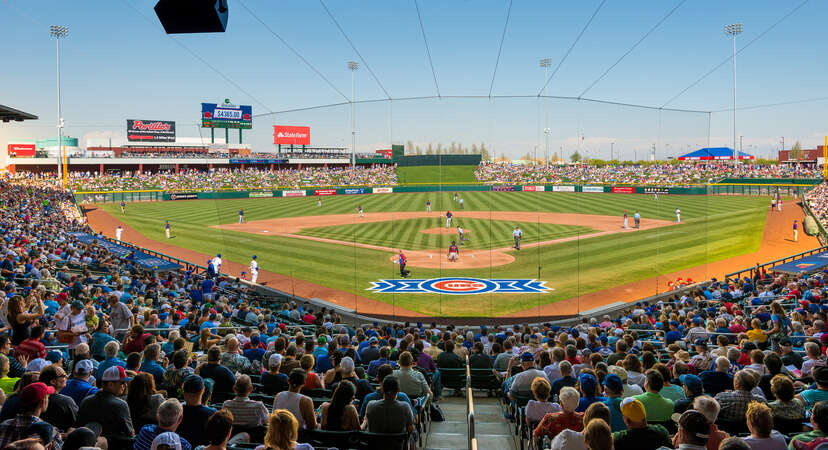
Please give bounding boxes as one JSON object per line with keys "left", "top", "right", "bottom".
{"left": 0, "top": 104, "right": 38, "bottom": 123}
{"left": 677, "top": 147, "right": 754, "bottom": 161}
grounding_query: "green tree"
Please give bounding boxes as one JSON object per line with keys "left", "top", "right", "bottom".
{"left": 570, "top": 151, "right": 581, "bottom": 162}
{"left": 426, "top": 144, "right": 434, "bottom": 155}
{"left": 791, "top": 141, "right": 804, "bottom": 161}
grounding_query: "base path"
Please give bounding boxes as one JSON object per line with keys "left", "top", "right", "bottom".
{"left": 507, "top": 204, "right": 819, "bottom": 319}
{"left": 214, "top": 211, "right": 674, "bottom": 269}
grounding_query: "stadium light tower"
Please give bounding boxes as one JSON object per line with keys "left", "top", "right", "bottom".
{"left": 539, "top": 58, "right": 552, "bottom": 87}
{"left": 543, "top": 128, "right": 550, "bottom": 166}
{"left": 348, "top": 61, "right": 359, "bottom": 167}
{"left": 50, "top": 25, "right": 69, "bottom": 187}
{"left": 725, "top": 23, "right": 743, "bottom": 166}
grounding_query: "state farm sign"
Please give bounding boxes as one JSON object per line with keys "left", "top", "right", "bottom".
{"left": 127, "top": 120, "right": 176, "bottom": 142}
{"left": 273, "top": 125, "right": 310, "bottom": 145}
{"left": 7, "top": 144, "right": 36, "bottom": 157}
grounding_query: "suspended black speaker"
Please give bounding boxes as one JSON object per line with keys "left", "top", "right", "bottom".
{"left": 154, "top": 0, "right": 228, "bottom": 34}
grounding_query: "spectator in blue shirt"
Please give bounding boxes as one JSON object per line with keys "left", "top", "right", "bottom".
{"left": 368, "top": 347, "right": 398, "bottom": 378}
{"left": 139, "top": 344, "right": 166, "bottom": 387}
{"left": 90, "top": 321, "right": 117, "bottom": 361}
{"left": 60, "top": 359, "right": 99, "bottom": 406}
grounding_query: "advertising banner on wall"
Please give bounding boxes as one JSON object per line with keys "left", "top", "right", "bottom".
{"left": 552, "top": 185, "right": 575, "bottom": 192}
{"left": 7, "top": 144, "right": 36, "bottom": 157}
{"left": 201, "top": 103, "right": 253, "bottom": 129}
{"left": 314, "top": 189, "right": 336, "bottom": 196}
{"left": 373, "top": 187, "right": 393, "bottom": 194}
{"left": 273, "top": 125, "right": 311, "bottom": 145}
{"left": 642, "top": 187, "right": 669, "bottom": 194}
{"left": 169, "top": 193, "right": 198, "bottom": 200}
{"left": 492, "top": 185, "right": 516, "bottom": 192}
{"left": 249, "top": 191, "right": 274, "bottom": 198}
{"left": 127, "top": 120, "right": 176, "bottom": 142}
{"left": 282, "top": 190, "right": 306, "bottom": 198}
{"left": 522, "top": 186, "right": 545, "bottom": 192}
{"left": 582, "top": 186, "right": 604, "bottom": 193}
{"left": 343, "top": 188, "right": 367, "bottom": 195}
{"left": 611, "top": 187, "right": 635, "bottom": 194}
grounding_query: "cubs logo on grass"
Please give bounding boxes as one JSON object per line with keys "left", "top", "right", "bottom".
{"left": 367, "top": 277, "right": 551, "bottom": 295}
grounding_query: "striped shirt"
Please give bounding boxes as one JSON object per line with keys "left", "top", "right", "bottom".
{"left": 222, "top": 397, "right": 269, "bottom": 427}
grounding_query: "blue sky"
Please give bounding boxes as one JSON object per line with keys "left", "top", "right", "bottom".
{"left": 1, "top": 0, "right": 826, "bottom": 160}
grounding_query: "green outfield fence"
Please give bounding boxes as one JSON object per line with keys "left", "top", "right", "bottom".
{"left": 73, "top": 180, "right": 818, "bottom": 204}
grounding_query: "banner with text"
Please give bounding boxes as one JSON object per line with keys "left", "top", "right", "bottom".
{"left": 201, "top": 103, "right": 253, "bottom": 129}
{"left": 127, "top": 120, "right": 176, "bottom": 142}
{"left": 373, "top": 187, "right": 393, "bottom": 194}
{"left": 343, "top": 188, "right": 366, "bottom": 195}
{"left": 7, "top": 144, "right": 36, "bottom": 157}
{"left": 273, "top": 125, "right": 311, "bottom": 145}
{"left": 314, "top": 189, "right": 337, "bottom": 196}
{"left": 249, "top": 191, "right": 274, "bottom": 198}
{"left": 583, "top": 186, "right": 604, "bottom": 193}
{"left": 282, "top": 190, "right": 306, "bottom": 198}
{"left": 611, "top": 187, "right": 634, "bottom": 194}
{"left": 169, "top": 193, "right": 198, "bottom": 200}
{"left": 522, "top": 186, "right": 545, "bottom": 192}
{"left": 492, "top": 185, "right": 516, "bottom": 192}
{"left": 552, "top": 185, "right": 575, "bottom": 192}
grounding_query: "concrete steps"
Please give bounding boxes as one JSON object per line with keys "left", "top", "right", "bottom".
{"left": 424, "top": 392, "right": 518, "bottom": 450}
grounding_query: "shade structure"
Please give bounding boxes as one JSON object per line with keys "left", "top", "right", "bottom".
{"left": 677, "top": 147, "right": 754, "bottom": 161}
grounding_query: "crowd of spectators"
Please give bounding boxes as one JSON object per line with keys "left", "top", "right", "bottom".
{"left": 805, "top": 183, "right": 828, "bottom": 229}
{"left": 474, "top": 161, "right": 821, "bottom": 185}
{"left": 61, "top": 166, "right": 397, "bottom": 192}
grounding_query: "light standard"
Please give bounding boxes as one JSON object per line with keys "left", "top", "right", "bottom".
{"left": 50, "top": 25, "right": 69, "bottom": 186}
{"left": 539, "top": 58, "right": 552, "bottom": 92}
{"left": 610, "top": 142, "right": 614, "bottom": 162}
{"left": 725, "top": 23, "right": 743, "bottom": 166}
{"left": 347, "top": 60, "right": 359, "bottom": 167}
{"left": 543, "top": 128, "right": 550, "bottom": 166}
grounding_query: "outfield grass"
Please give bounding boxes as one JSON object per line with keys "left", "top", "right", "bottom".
{"left": 100, "top": 192, "right": 768, "bottom": 316}
{"left": 395, "top": 165, "right": 478, "bottom": 184}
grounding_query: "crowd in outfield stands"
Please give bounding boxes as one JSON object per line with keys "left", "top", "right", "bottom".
{"left": 805, "top": 183, "right": 828, "bottom": 229}
{"left": 5, "top": 175, "right": 828, "bottom": 449}
{"left": 62, "top": 166, "right": 398, "bottom": 191}
{"left": 112, "top": 151, "right": 385, "bottom": 160}
{"left": 475, "top": 161, "right": 822, "bottom": 185}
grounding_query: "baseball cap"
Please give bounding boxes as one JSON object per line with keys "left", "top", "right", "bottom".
{"left": 679, "top": 374, "right": 703, "bottom": 394}
{"left": 675, "top": 410, "right": 710, "bottom": 440}
{"left": 815, "top": 366, "right": 828, "bottom": 385}
{"left": 317, "top": 336, "right": 327, "bottom": 344}
{"left": 45, "top": 350, "right": 63, "bottom": 363}
{"left": 340, "top": 356, "right": 355, "bottom": 373}
{"left": 160, "top": 303, "right": 171, "bottom": 310}
{"left": 182, "top": 375, "right": 205, "bottom": 394}
{"left": 369, "top": 336, "right": 378, "bottom": 343}
{"left": 694, "top": 338, "right": 708, "bottom": 347}
{"left": 520, "top": 352, "right": 534, "bottom": 362}
{"left": 780, "top": 338, "right": 792, "bottom": 347}
{"left": 579, "top": 373, "right": 597, "bottom": 394}
{"left": 603, "top": 373, "right": 624, "bottom": 393}
{"left": 19, "top": 382, "right": 55, "bottom": 408}
{"left": 692, "top": 317, "right": 702, "bottom": 325}
{"left": 620, "top": 397, "right": 646, "bottom": 422}
{"left": 70, "top": 300, "right": 84, "bottom": 310}
{"left": 608, "top": 365, "right": 628, "bottom": 382}
{"left": 63, "top": 425, "right": 100, "bottom": 450}
{"left": 269, "top": 353, "right": 283, "bottom": 368}
{"left": 101, "top": 365, "right": 132, "bottom": 382}
{"left": 152, "top": 432, "right": 183, "bottom": 450}
{"left": 670, "top": 320, "right": 679, "bottom": 327}
{"left": 25, "top": 421, "right": 54, "bottom": 445}
{"left": 27, "top": 358, "right": 50, "bottom": 372}
{"left": 74, "top": 359, "right": 94, "bottom": 375}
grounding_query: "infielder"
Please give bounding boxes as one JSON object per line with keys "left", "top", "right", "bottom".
{"left": 457, "top": 225, "right": 464, "bottom": 245}
{"left": 358, "top": 205, "right": 364, "bottom": 217}
{"left": 448, "top": 241, "right": 459, "bottom": 262}
{"left": 165, "top": 221, "right": 171, "bottom": 239}
{"left": 675, "top": 208, "right": 681, "bottom": 223}
{"left": 115, "top": 225, "right": 122, "bottom": 241}
{"left": 459, "top": 197, "right": 464, "bottom": 209}
{"left": 426, "top": 200, "right": 431, "bottom": 212}
{"left": 513, "top": 226, "right": 522, "bottom": 250}
{"left": 317, "top": 198, "right": 322, "bottom": 208}
{"left": 634, "top": 211, "right": 641, "bottom": 229}
{"left": 120, "top": 200, "right": 126, "bottom": 214}
{"left": 239, "top": 208, "right": 244, "bottom": 224}
{"left": 250, "top": 255, "right": 259, "bottom": 283}
{"left": 778, "top": 199, "right": 783, "bottom": 212}
{"left": 623, "top": 210, "right": 629, "bottom": 229}
{"left": 793, "top": 220, "right": 799, "bottom": 242}
{"left": 446, "top": 210, "right": 453, "bottom": 228}
{"left": 453, "top": 192, "right": 459, "bottom": 202}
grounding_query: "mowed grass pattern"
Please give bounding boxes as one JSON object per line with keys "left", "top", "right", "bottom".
{"left": 299, "top": 218, "right": 596, "bottom": 250}
{"left": 100, "top": 192, "right": 769, "bottom": 316}
{"left": 395, "top": 165, "right": 478, "bottom": 184}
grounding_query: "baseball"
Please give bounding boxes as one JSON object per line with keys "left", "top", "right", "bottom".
{"left": 429, "top": 254, "right": 432, "bottom": 259}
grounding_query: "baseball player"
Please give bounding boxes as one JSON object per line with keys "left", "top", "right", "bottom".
{"left": 250, "top": 255, "right": 259, "bottom": 283}
{"left": 675, "top": 208, "right": 681, "bottom": 223}
{"left": 513, "top": 226, "right": 522, "bottom": 250}
{"left": 398, "top": 250, "right": 410, "bottom": 278}
{"left": 771, "top": 197, "right": 776, "bottom": 211}
{"left": 634, "top": 211, "right": 641, "bottom": 229}
{"left": 448, "top": 241, "right": 459, "bottom": 262}
{"left": 793, "top": 220, "right": 799, "bottom": 242}
{"left": 453, "top": 192, "right": 459, "bottom": 202}
{"left": 239, "top": 208, "right": 244, "bottom": 224}
{"left": 211, "top": 253, "right": 222, "bottom": 277}
{"left": 654, "top": 192, "right": 658, "bottom": 201}
{"left": 426, "top": 200, "right": 431, "bottom": 212}
{"left": 358, "top": 205, "right": 364, "bottom": 217}
{"left": 457, "top": 225, "right": 464, "bottom": 245}
{"left": 317, "top": 197, "right": 322, "bottom": 208}
{"left": 459, "top": 197, "right": 464, "bottom": 209}
{"left": 623, "top": 210, "right": 629, "bottom": 229}
{"left": 115, "top": 225, "right": 122, "bottom": 241}
{"left": 165, "top": 221, "right": 171, "bottom": 239}
{"left": 778, "top": 199, "right": 783, "bottom": 212}
{"left": 120, "top": 200, "right": 126, "bottom": 214}
{"left": 446, "top": 210, "right": 453, "bottom": 228}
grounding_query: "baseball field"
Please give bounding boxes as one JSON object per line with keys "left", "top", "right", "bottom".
{"left": 84, "top": 190, "right": 807, "bottom": 319}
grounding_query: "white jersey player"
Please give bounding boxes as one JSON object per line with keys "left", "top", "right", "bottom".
{"left": 115, "top": 225, "right": 122, "bottom": 241}
{"left": 675, "top": 208, "right": 681, "bottom": 223}
{"left": 250, "top": 255, "right": 259, "bottom": 283}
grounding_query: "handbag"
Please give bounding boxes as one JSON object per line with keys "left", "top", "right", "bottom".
{"left": 57, "top": 329, "right": 74, "bottom": 344}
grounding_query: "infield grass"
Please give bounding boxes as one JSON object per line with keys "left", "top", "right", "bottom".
{"left": 99, "top": 192, "right": 769, "bottom": 316}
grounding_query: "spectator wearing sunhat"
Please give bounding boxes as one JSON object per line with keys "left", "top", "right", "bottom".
{"left": 60, "top": 359, "right": 98, "bottom": 406}
{"left": 0, "top": 382, "right": 61, "bottom": 449}
{"left": 76, "top": 365, "right": 134, "bottom": 438}
{"left": 611, "top": 397, "right": 671, "bottom": 450}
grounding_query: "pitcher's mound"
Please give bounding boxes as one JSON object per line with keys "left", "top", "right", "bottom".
{"left": 420, "top": 227, "right": 472, "bottom": 235}
{"left": 390, "top": 249, "right": 513, "bottom": 269}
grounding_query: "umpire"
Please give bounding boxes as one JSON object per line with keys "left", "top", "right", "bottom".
{"left": 513, "top": 226, "right": 522, "bottom": 250}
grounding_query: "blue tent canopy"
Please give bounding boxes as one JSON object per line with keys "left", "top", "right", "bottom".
{"left": 678, "top": 147, "right": 754, "bottom": 160}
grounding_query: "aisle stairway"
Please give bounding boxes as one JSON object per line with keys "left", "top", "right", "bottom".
{"left": 424, "top": 393, "right": 518, "bottom": 450}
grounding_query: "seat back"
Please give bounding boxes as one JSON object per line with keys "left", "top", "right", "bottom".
{"left": 357, "top": 431, "right": 410, "bottom": 450}
{"left": 439, "top": 368, "right": 468, "bottom": 390}
{"left": 301, "top": 429, "right": 359, "bottom": 449}
{"left": 469, "top": 368, "right": 501, "bottom": 390}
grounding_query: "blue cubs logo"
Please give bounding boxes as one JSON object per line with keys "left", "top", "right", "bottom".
{"left": 367, "top": 277, "right": 551, "bottom": 295}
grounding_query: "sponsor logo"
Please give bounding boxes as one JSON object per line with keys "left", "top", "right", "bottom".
{"left": 127, "top": 119, "right": 176, "bottom": 142}
{"left": 552, "top": 185, "right": 575, "bottom": 192}
{"left": 373, "top": 187, "right": 393, "bottom": 194}
{"left": 522, "top": 186, "right": 545, "bottom": 192}
{"left": 249, "top": 191, "right": 274, "bottom": 198}
{"left": 169, "top": 193, "right": 198, "bottom": 200}
{"left": 344, "top": 188, "right": 366, "bottom": 195}
{"left": 130, "top": 120, "right": 171, "bottom": 131}
{"left": 796, "top": 263, "right": 815, "bottom": 269}
{"left": 367, "top": 277, "right": 551, "bottom": 295}
{"left": 8, "top": 144, "right": 36, "bottom": 157}
{"left": 611, "top": 187, "right": 634, "bottom": 194}
{"left": 314, "top": 189, "right": 337, "bottom": 196}
{"left": 273, "top": 125, "right": 311, "bottom": 145}
{"left": 583, "top": 186, "right": 604, "bottom": 193}
{"left": 492, "top": 185, "right": 515, "bottom": 192}
{"left": 282, "top": 190, "right": 306, "bottom": 198}
{"left": 643, "top": 187, "right": 669, "bottom": 194}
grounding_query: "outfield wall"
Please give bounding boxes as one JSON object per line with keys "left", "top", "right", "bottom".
{"left": 74, "top": 182, "right": 813, "bottom": 203}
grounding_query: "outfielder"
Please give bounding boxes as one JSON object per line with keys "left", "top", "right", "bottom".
{"left": 165, "top": 221, "right": 171, "bottom": 239}
{"left": 675, "top": 208, "right": 681, "bottom": 223}
{"left": 459, "top": 197, "right": 464, "bottom": 209}
{"left": 115, "top": 225, "right": 122, "bottom": 241}
{"left": 317, "top": 198, "right": 322, "bottom": 207}
{"left": 513, "top": 226, "right": 522, "bottom": 250}
{"left": 446, "top": 210, "right": 453, "bottom": 228}
{"left": 250, "top": 255, "right": 259, "bottom": 283}
{"left": 239, "top": 208, "right": 244, "bottom": 224}
{"left": 426, "top": 200, "right": 431, "bottom": 212}
{"left": 120, "top": 200, "right": 126, "bottom": 214}
{"left": 358, "top": 205, "right": 364, "bottom": 217}
{"left": 448, "top": 241, "right": 459, "bottom": 262}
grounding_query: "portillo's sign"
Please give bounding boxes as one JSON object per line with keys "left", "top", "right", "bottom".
{"left": 127, "top": 120, "right": 176, "bottom": 142}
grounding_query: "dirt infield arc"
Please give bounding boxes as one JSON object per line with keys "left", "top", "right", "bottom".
{"left": 213, "top": 211, "right": 674, "bottom": 269}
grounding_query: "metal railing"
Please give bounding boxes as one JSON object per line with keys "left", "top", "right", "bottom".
{"left": 465, "top": 356, "right": 477, "bottom": 450}
{"left": 725, "top": 245, "right": 828, "bottom": 281}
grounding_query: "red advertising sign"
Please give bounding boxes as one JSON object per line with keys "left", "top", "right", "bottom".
{"left": 314, "top": 189, "right": 337, "bottom": 196}
{"left": 611, "top": 187, "right": 634, "bottom": 194}
{"left": 7, "top": 144, "right": 36, "bottom": 157}
{"left": 273, "top": 125, "right": 310, "bottom": 145}
{"left": 522, "top": 186, "right": 545, "bottom": 192}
